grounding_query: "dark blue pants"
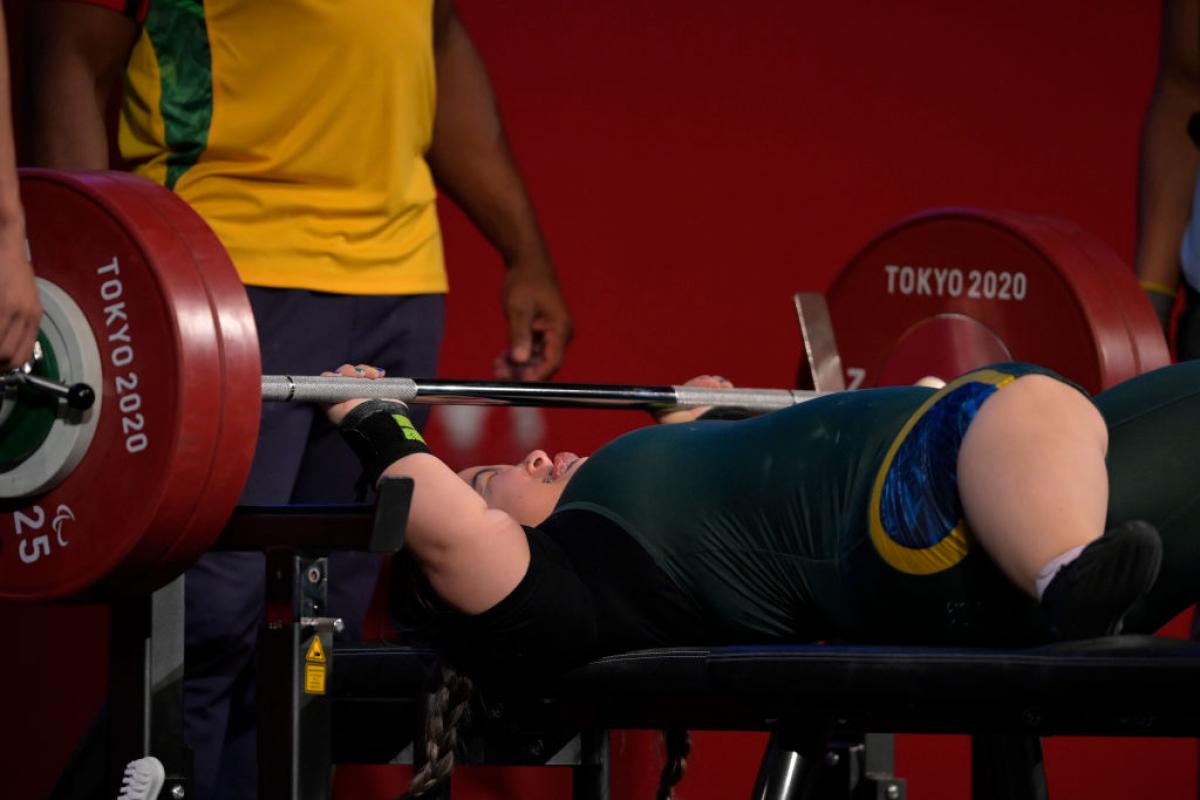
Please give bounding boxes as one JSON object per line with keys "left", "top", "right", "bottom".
{"left": 1179, "top": 288, "right": 1200, "bottom": 643}
{"left": 184, "top": 288, "right": 443, "bottom": 800}
{"left": 1179, "top": 285, "right": 1200, "bottom": 363}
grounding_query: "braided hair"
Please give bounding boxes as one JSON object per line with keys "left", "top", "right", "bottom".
{"left": 390, "top": 552, "right": 476, "bottom": 798}
{"left": 400, "top": 664, "right": 475, "bottom": 798}
{"left": 392, "top": 555, "right": 691, "bottom": 799}
{"left": 656, "top": 728, "right": 692, "bottom": 800}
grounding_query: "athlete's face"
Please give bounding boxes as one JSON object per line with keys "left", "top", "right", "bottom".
{"left": 457, "top": 450, "right": 588, "bottom": 526}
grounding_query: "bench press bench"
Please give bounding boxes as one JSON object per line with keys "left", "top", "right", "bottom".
{"left": 322, "top": 636, "right": 1200, "bottom": 800}
{"left": 199, "top": 492, "right": 1200, "bottom": 800}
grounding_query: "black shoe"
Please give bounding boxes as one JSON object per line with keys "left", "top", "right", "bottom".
{"left": 1039, "top": 520, "right": 1163, "bottom": 641}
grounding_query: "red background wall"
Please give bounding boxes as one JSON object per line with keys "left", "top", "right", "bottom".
{"left": 6, "top": 1, "right": 1197, "bottom": 798}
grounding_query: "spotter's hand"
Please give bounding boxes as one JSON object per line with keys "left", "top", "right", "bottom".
{"left": 495, "top": 259, "right": 573, "bottom": 382}
{"left": 0, "top": 235, "right": 41, "bottom": 372}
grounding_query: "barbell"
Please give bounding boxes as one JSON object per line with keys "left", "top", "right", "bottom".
{"left": 259, "top": 374, "right": 819, "bottom": 409}
{"left": 12, "top": 359, "right": 820, "bottom": 422}
{"left": 0, "top": 170, "right": 1169, "bottom": 601}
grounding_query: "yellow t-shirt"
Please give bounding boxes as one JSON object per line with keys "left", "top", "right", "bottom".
{"left": 119, "top": 0, "right": 447, "bottom": 295}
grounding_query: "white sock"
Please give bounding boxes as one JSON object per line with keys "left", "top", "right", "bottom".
{"left": 1035, "top": 544, "right": 1087, "bottom": 600}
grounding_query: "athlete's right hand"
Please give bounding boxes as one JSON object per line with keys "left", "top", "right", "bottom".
{"left": 322, "top": 363, "right": 386, "bottom": 425}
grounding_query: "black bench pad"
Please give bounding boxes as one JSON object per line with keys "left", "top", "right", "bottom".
{"left": 331, "top": 636, "right": 1200, "bottom": 738}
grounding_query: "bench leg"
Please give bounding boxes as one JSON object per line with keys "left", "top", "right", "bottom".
{"left": 751, "top": 727, "right": 830, "bottom": 800}
{"left": 971, "top": 734, "right": 1047, "bottom": 800}
{"left": 572, "top": 730, "right": 610, "bottom": 800}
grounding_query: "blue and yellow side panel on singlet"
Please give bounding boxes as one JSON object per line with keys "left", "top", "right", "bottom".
{"left": 868, "top": 367, "right": 1023, "bottom": 576}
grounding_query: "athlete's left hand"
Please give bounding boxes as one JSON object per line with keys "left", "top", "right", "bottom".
{"left": 654, "top": 375, "right": 734, "bottom": 425}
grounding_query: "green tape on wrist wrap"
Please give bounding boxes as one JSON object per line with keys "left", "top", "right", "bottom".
{"left": 337, "top": 399, "right": 430, "bottom": 488}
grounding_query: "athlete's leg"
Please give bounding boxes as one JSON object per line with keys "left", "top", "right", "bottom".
{"left": 957, "top": 374, "right": 1110, "bottom": 595}
{"left": 1098, "top": 360, "right": 1200, "bottom": 632}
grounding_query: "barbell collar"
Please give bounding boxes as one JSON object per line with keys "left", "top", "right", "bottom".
{"left": 260, "top": 375, "right": 823, "bottom": 412}
{"left": 2, "top": 369, "right": 96, "bottom": 411}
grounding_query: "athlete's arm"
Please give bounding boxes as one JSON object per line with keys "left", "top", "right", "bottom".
{"left": 382, "top": 453, "right": 532, "bottom": 615}
{"left": 27, "top": 1, "right": 139, "bottom": 169}
{"left": 0, "top": 6, "right": 38, "bottom": 370}
{"left": 428, "top": 0, "right": 572, "bottom": 382}
{"left": 1136, "top": 0, "right": 1200, "bottom": 325}
{"left": 324, "top": 365, "right": 530, "bottom": 615}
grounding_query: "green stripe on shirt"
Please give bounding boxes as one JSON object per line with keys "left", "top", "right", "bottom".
{"left": 145, "top": 0, "right": 213, "bottom": 189}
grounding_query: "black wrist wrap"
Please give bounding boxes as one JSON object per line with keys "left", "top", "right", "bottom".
{"left": 337, "top": 399, "right": 430, "bottom": 490}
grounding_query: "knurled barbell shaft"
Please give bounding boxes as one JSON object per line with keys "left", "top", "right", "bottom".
{"left": 260, "top": 375, "right": 824, "bottom": 413}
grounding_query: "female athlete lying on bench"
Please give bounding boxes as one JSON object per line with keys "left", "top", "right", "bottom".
{"left": 325, "top": 360, "right": 1199, "bottom": 795}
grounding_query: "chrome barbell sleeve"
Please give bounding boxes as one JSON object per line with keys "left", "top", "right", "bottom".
{"left": 671, "top": 384, "right": 822, "bottom": 411}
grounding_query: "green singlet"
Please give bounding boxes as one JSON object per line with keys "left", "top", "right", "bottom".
{"left": 556, "top": 382, "right": 931, "bottom": 641}
{"left": 554, "top": 360, "right": 1200, "bottom": 646}
{"left": 1100, "top": 359, "right": 1200, "bottom": 633}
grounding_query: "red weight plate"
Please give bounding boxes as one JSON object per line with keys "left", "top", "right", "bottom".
{"left": 76, "top": 173, "right": 220, "bottom": 586}
{"left": 94, "top": 173, "right": 260, "bottom": 586}
{"left": 1, "top": 170, "right": 223, "bottom": 600}
{"left": 154, "top": 193, "right": 259, "bottom": 579}
{"left": 1045, "top": 217, "right": 1171, "bottom": 378}
{"left": 875, "top": 314, "right": 1012, "bottom": 387}
{"left": 76, "top": 173, "right": 240, "bottom": 591}
{"left": 1000, "top": 212, "right": 1140, "bottom": 389}
{"left": 826, "top": 209, "right": 1143, "bottom": 393}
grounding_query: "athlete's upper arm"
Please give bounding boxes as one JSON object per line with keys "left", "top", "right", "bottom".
{"left": 381, "top": 453, "right": 532, "bottom": 615}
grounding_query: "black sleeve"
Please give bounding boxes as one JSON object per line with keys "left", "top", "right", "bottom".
{"left": 449, "top": 526, "right": 600, "bottom": 680}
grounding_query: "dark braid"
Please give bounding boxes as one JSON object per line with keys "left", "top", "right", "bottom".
{"left": 403, "top": 665, "right": 475, "bottom": 798}
{"left": 656, "top": 728, "right": 692, "bottom": 800}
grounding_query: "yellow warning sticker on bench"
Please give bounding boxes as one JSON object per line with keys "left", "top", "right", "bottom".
{"left": 304, "top": 664, "right": 327, "bottom": 695}
{"left": 306, "top": 637, "right": 326, "bottom": 664}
